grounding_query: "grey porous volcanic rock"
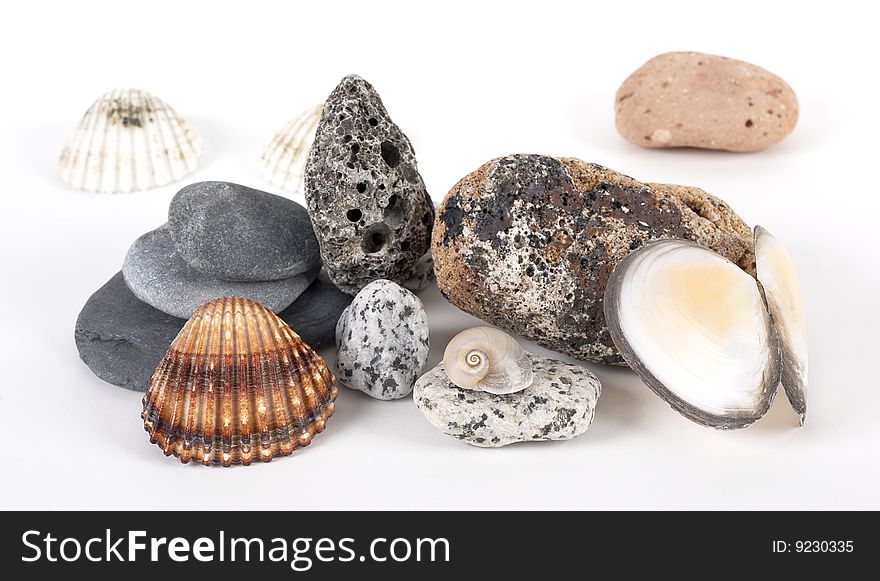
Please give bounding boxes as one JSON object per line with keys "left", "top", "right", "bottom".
{"left": 75, "top": 272, "right": 185, "bottom": 391}
{"left": 168, "top": 181, "right": 320, "bottom": 281}
{"left": 123, "top": 225, "right": 318, "bottom": 318}
{"left": 433, "top": 154, "right": 753, "bottom": 365}
{"left": 335, "top": 279, "right": 429, "bottom": 400}
{"left": 414, "top": 354, "right": 601, "bottom": 447}
{"left": 304, "top": 74, "right": 434, "bottom": 295}
{"left": 278, "top": 271, "right": 353, "bottom": 349}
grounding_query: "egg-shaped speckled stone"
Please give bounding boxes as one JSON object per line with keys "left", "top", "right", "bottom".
{"left": 334, "top": 279, "right": 429, "bottom": 400}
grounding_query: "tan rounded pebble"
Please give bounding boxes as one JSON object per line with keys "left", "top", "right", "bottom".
{"left": 615, "top": 51, "right": 798, "bottom": 152}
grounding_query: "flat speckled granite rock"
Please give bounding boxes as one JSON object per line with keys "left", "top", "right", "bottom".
{"left": 75, "top": 271, "right": 185, "bottom": 391}
{"left": 169, "top": 181, "right": 320, "bottom": 281}
{"left": 304, "top": 74, "right": 434, "bottom": 295}
{"left": 414, "top": 354, "right": 601, "bottom": 447}
{"left": 335, "top": 279, "right": 429, "bottom": 400}
{"left": 433, "top": 154, "right": 753, "bottom": 365}
{"left": 615, "top": 52, "right": 798, "bottom": 152}
{"left": 75, "top": 271, "right": 348, "bottom": 392}
{"left": 123, "top": 225, "right": 318, "bottom": 318}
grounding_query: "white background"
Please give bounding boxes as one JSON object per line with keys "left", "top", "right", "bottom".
{"left": 1, "top": 0, "right": 877, "bottom": 510}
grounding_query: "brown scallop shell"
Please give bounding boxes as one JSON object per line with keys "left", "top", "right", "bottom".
{"left": 141, "top": 296, "right": 337, "bottom": 466}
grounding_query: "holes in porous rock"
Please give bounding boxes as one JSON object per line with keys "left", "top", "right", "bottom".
{"left": 351, "top": 143, "right": 360, "bottom": 154}
{"left": 380, "top": 141, "right": 401, "bottom": 168}
{"left": 369, "top": 117, "right": 379, "bottom": 127}
{"left": 356, "top": 182, "right": 367, "bottom": 194}
{"left": 400, "top": 240, "right": 411, "bottom": 252}
{"left": 745, "top": 119, "right": 754, "bottom": 128}
{"left": 346, "top": 209, "right": 362, "bottom": 222}
{"left": 421, "top": 212, "right": 432, "bottom": 226}
{"left": 343, "top": 135, "right": 352, "bottom": 143}
{"left": 362, "top": 224, "right": 391, "bottom": 254}
{"left": 384, "top": 194, "right": 407, "bottom": 227}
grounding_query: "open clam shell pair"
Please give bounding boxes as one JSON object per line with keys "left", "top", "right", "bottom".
{"left": 59, "top": 89, "right": 203, "bottom": 193}
{"left": 604, "top": 227, "right": 807, "bottom": 429}
{"left": 142, "top": 297, "right": 336, "bottom": 466}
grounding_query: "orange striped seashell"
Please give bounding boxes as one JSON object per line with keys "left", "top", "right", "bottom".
{"left": 141, "top": 296, "right": 337, "bottom": 466}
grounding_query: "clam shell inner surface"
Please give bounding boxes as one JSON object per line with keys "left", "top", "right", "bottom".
{"left": 608, "top": 240, "right": 778, "bottom": 427}
{"left": 755, "top": 226, "right": 807, "bottom": 421}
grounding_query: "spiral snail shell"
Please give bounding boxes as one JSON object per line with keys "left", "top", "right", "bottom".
{"left": 442, "top": 327, "right": 534, "bottom": 395}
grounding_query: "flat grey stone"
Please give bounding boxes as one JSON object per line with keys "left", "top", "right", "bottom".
{"left": 75, "top": 271, "right": 348, "bottom": 392}
{"left": 169, "top": 181, "right": 320, "bottom": 281}
{"left": 75, "top": 271, "right": 185, "bottom": 391}
{"left": 123, "top": 225, "right": 317, "bottom": 318}
{"left": 335, "top": 279, "right": 429, "bottom": 400}
{"left": 305, "top": 74, "right": 434, "bottom": 295}
{"left": 414, "top": 354, "right": 601, "bottom": 447}
{"left": 279, "top": 271, "right": 352, "bottom": 349}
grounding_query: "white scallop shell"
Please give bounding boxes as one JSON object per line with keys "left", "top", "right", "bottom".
{"left": 442, "top": 327, "right": 534, "bottom": 395}
{"left": 259, "top": 104, "right": 322, "bottom": 192}
{"left": 59, "top": 89, "right": 203, "bottom": 193}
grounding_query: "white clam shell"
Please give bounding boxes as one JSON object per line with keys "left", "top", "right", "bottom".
{"left": 259, "top": 104, "right": 322, "bottom": 192}
{"left": 59, "top": 89, "right": 203, "bottom": 193}
{"left": 755, "top": 226, "right": 808, "bottom": 425}
{"left": 442, "top": 327, "right": 534, "bottom": 395}
{"left": 604, "top": 239, "right": 782, "bottom": 429}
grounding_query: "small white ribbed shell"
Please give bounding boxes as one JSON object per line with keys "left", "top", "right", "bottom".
{"left": 59, "top": 89, "right": 203, "bottom": 193}
{"left": 259, "top": 104, "right": 323, "bottom": 192}
{"left": 442, "top": 327, "right": 534, "bottom": 395}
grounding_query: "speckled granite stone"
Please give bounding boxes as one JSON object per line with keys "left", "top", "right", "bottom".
{"left": 304, "top": 75, "right": 434, "bottom": 295}
{"left": 335, "top": 279, "right": 429, "bottom": 400}
{"left": 433, "top": 154, "right": 753, "bottom": 365}
{"left": 414, "top": 354, "right": 601, "bottom": 447}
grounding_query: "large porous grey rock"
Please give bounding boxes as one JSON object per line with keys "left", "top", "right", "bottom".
{"left": 75, "top": 270, "right": 348, "bottom": 392}
{"left": 168, "top": 181, "right": 320, "bottom": 281}
{"left": 279, "top": 271, "right": 352, "bottom": 349}
{"left": 433, "top": 154, "right": 754, "bottom": 365}
{"left": 414, "top": 354, "right": 601, "bottom": 447}
{"left": 75, "top": 271, "right": 185, "bottom": 391}
{"left": 304, "top": 74, "right": 434, "bottom": 295}
{"left": 335, "top": 279, "right": 429, "bottom": 400}
{"left": 123, "top": 225, "right": 318, "bottom": 318}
